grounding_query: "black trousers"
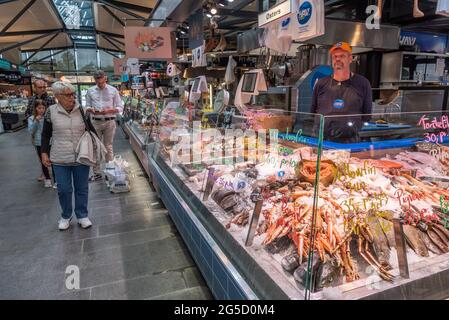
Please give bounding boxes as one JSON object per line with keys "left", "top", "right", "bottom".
{"left": 35, "top": 146, "right": 51, "bottom": 180}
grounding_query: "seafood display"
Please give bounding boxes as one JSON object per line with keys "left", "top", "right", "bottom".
{"left": 152, "top": 108, "right": 449, "bottom": 298}
{"left": 171, "top": 138, "right": 449, "bottom": 293}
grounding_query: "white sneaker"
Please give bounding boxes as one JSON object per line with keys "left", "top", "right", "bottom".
{"left": 58, "top": 217, "right": 72, "bottom": 231}
{"left": 78, "top": 217, "right": 92, "bottom": 229}
{"left": 52, "top": 183, "right": 58, "bottom": 190}
{"left": 44, "top": 179, "right": 52, "bottom": 188}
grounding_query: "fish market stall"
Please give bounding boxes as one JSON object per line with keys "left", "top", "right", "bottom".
{"left": 143, "top": 106, "right": 449, "bottom": 300}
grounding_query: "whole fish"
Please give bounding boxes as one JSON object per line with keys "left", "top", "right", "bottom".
{"left": 403, "top": 224, "right": 429, "bottom": 257}
{"left": 432, "top": 224, "right": 449, "bottom": 242}
{"left": 366, "top": 216, "right": 392, "bottom": 270}
{"left": 378, "top": 218, "right": 396, "bottom": 248}
{"left": 427, "top": 229, "right": 448, "bottom": 253}
{"left": 418, "top": 230, "right": 442, "bottom": 254}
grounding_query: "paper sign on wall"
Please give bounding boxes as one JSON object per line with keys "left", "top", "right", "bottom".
{"left": 126, "top": 58, "right": 140, "bottom": 75}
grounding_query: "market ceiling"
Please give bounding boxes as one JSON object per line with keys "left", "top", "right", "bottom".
{"left": 0, "top": 0, "right": 448, "bottom": 64}
{"left": 0, "top": 0, "right": 157, "bottom": 58}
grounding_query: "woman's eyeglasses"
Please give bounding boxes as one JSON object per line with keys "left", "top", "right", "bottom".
{"left": 59, "top": 92, "right": 75, "bottom": 97}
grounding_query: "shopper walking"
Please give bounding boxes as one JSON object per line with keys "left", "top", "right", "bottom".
{"left": 27, "top": 99, "right": 53, "bottom": 188}
{"left": 41, "top": 81, "right": 93, "bottom": 231}
{"left": 85, "top": 70, "right": 123, "bottom": 181}
{"left": 25, "top": 79, "right": 56, "bottom": 118}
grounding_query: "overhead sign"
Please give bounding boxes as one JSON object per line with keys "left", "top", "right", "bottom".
{"left": 258, "top": 0, "right": 292, "bottom": 27}
{"left": 399, "top": 31, "right": 447, "bottom": 54}
{"left": 0, "top": 71, "right": 22, "bottom": 83}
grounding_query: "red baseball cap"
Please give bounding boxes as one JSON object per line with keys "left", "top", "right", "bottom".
{"left": 330, "top": 42, "right": 352, "bottom": 55}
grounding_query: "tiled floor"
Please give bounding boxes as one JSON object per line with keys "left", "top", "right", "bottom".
{"left": 0, "top": 127, "right": 212, "bottom": 300}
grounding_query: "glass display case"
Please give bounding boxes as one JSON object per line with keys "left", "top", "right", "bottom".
{"left": 0, "top": 97, "right": 27, "bottom": 131}
{"left": 144, "top": 107, "right": 449, "bottom": 300}
{"left": 122, "top": 95, "right": 181, "bottom": 178}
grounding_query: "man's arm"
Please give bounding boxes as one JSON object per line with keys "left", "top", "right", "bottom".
{"left": 25, "top": 97, "right": 34, "bottom": 118}
{"left": 112, "top": 88, "right": 124, "bottom": 114}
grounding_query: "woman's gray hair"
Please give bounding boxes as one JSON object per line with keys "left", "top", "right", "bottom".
{"left": 52, "top": 81, "right": 74, "bottom": 95}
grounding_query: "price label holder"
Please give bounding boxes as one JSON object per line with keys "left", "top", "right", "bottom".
{"left": 393, "top": 218, "right": 409, "bottom": 279}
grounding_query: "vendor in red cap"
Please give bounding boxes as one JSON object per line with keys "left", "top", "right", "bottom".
{"left": 311, "top": 42, "right": 372, "bottom": 143}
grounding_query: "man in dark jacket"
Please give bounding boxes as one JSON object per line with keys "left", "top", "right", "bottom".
{"left": 25, "top": 79, "right": 56, "bottom": 118}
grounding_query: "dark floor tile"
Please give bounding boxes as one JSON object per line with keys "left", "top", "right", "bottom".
{"left": 82, "top": 225, "right": 177, "bottom": 253}
{"left": 182, "top": 267, "right": 208, "bottom": 288}
{"left": 80, "top": 236, "right": 187, "bottom": 269}
{"left": 79, "top": 249, "right": 194, "bottom": 288}
{"left": 98, "top": 215, "right": 173, "bottom": 236}
{"left": 90, "top": 272, "right": 186, "bottom": 300}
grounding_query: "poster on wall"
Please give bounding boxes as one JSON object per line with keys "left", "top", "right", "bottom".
{"left": 189, "top": 9, "right": 204, "bottom": 49}
{"left": 124, "top": 27, "right": 174, "bottom": 60}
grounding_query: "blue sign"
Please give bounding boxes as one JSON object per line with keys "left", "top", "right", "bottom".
{"left": 281, "top": 17, "right": 291, "bottom": 29}
{"left": 297, "top": 1, "right": 312, "bottom": 25}
{"left": 0, "top": 58, "right": 11, "bottom": 70}
{"left": 399, "top": 31, "right": 448, "bottom": 54}
{"left": 278, "top": 171, "right": 285, "bottom": 177}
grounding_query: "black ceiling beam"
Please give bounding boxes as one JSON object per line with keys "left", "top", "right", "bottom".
{"left": 26, "top": 48, "right": 68, "bottom": 66}
{"left": 48, "top": 0, "right": 67, "bottom": 27}
{"left": 100, "top": 49, "right": 120, "bottom": 59}
{"left": 101, "top": 4, "right": 125, "bottom": 27}
{"left": 0, "top": 28, "right": 63, "bottom": 37}
{"left": 100, "top": 34, "right": 125, "bottom": 46}
{"left": 21, "top": 32, "right": 61, "bottom": 66}
{"left": 21, "top": 45, "right": 73, "bottom": 53}
{"left": 0, "top": 30, "right": 60, "bottom": 54}
{"left": 0, "top": 0, "right": 37, "bottom": 35}
{"left": 95, "top": 30, "right": 124, "bottom": 39}
{"left": 96, "top": 0, "right": 146, "bottom": 20}
{"left": 97, "top": 46, "right": 124, "bottom": 53}
{"left": 99, "top": 33, "right": 122, "bottom": 51}
{"left": 96, "top": 0, "right": 152, "bottom": 14}
{"left": 217, "top": 0, "right": 257, "bottom": 25}
{"left": 219, "top": 18, "right": 254, "bottom": 29}
{"left": 144, "top": 0, "right": 162, "bottom": 26}
{"left": 216, "top": 8, "right": 258, "bottom": 19}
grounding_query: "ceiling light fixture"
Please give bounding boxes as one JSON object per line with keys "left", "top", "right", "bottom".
{"left": 210, "top": 7, "right": 217, "bottom": 15}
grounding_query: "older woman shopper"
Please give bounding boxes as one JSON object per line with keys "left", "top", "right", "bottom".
{"left": 41, "top": 81, "right": 92, "bottom": 231}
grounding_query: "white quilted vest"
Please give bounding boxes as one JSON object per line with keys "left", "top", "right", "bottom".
{"left": 48, "top": 104, "right": 86, "bottom": 164}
